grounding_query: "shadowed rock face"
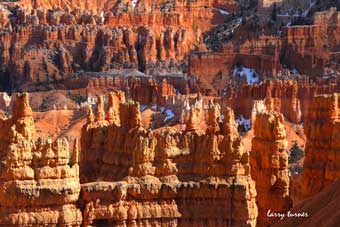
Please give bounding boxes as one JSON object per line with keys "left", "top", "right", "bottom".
{"left": 273, "top": 179, "right": 340, "bottom": 227}
{"left": 250, "top": 111, "right": 292, "bottom": 226}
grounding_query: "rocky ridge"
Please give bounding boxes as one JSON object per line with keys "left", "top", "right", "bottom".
{"left": 80, "top": 93, "right": 258, "bottom": 225}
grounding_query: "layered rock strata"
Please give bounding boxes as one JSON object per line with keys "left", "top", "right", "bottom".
{"left": 0, "top": 93, "right": 82, "bottom": 227}
{"left": 223, "top": 78, "right": 340, "bottom": 123}
{"left": 80, "top": 94, "right": 258, "bottom": 226}
{"left": 301, "top": 93, "right": 340, "bottom": 199}
{"left": 190, "top": 8, "right": 340, "bottom": 95}
{"left": 250, "top": 111, "right": 292, "bottom": 226}
{"left": 0, "top": 0, "right": 231, "bottom": 90}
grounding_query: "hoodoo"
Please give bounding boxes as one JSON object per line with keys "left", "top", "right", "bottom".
{"left": 1, "top": 0, "right": 340, "bottom": 226}
{"left": 251, "top": 111, "right": 292, "bottom": 226}
{"left": 301, "top": 93, "right": 340, "bottom": 199}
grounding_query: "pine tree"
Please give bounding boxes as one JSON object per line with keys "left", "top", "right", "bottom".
{"left": 271, "top": 3, "right": 277, "bottom": 21}
{"left": 289, "top": 141, "right": 304, "bottom": 164}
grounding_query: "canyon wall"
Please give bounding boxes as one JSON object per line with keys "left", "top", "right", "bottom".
{"left": 189, "top": 7, "right": 340, "bottom": 96}
{"left": 188, "top": 37, "right": 282, "bottom": 95}
{"left": 4, "top": 91, "right": 340, "bottom": 226}
{"left": 222, "top": 78, "right": 340, "bottom": 124}
{"left": 19, "top": 0, "right": 238, "bottom": 15}
{"left": 80, "top": 94, "right": 258, "bottom": 226}
{"left": 87, "top": 77, "right": 178, "bottom": 105}
{"left": 280, "top": 8, "right": 340, "bottom": 76}
{"left": 0, "top": 0, "right": 231, "bottom": 90}
{"left": 0, "top": 23, "right": 198, "bottom": 89}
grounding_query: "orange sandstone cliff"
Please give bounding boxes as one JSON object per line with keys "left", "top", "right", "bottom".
{"left": 80, "top": 94, "right": 258, "bottom": 226}
{"left": 250, "top": 111, "right": 292, "bottom": 226}
{"left": 3, "top": 90, "right": 340, "bottom": 226}
{"left": 0, "top": 93, "right": 82, "bottom": 227}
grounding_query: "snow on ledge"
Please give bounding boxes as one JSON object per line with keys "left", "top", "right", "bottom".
{"left": 164, "top": 109, "right": 175, "bottom": 122}
{"left": 214, "top": 8, "right": 229, "bottom": 16}
{"left": 132, "top": 0, "right": 137, "bottom": 9}
{"left": 236, "top": 115, "right": 251, "bottom": 131}
{"left": 233, "top": 66, "right": 260, "bottom": 84}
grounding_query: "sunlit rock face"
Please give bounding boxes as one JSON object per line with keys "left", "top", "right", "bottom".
{"left": 250, "top": 111, "right": 292, "bottom": 226}
{"left": 0, "top": 0, "right": 233, "bottom": 91}
{"left": 0, "top": 93, "right": 82, "bottom": 227}
{"left": 80, "top": 95, "right": 258, "bottom": 226}
{"left": 301, "top": 93, "right": 340, "bottom": 199}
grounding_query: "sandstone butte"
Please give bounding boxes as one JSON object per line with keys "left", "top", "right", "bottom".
{"left": 250, "top": 111, "right": 292, "bottom": 226}
{"left": 0, "top": 92, "right": 258, "bottom": 226}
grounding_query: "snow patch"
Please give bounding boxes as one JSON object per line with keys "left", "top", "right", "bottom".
{"left": 236, "top": 115, "right": 251, "bottom": 131}
{"left": 100, "top": 11, "right": 104, "bottom": 24}
{"left": 151, "top": 104, "right": 158, "bottom": 111}
{"left": 132, "top": 0, "right": 137, "bottom": 8}
{"left": 140, "top": 105, "right": 147, "bottom": 112}
{"left": 302, "top": 0, "right": 316, "bottom": 17}
{"left": 164, "top": 109, "right": 175, "bottom": 122}
{"left": 290, "top": 67, "right": 299, "bottom": 75}
{"left": 214, "top": 8, "right": 229, "bottom": 16}
{"left": 233, "top": 66, "right": 260, "bottom": 84}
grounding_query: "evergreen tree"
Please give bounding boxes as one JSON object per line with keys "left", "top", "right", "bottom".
{"left": 271, "top": 3, "right": 277, "bottom": 21}
{"left": 289, "top": 141, "right": 304, "bottom": 164}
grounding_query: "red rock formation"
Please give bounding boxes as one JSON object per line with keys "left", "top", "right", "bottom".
{"left": 0, "top": 0, "right": 232, "bottom": 90}
{"left": 222, "top": 78, "right": 340, "bottom": 124}
{"left": 129, "top": 78, "right": 176, "bottom": 105}
{"left": 94, "top": 95, "right": 105, "bottom": 122}
{"left": 281, "top": 8, "right": 340, "bottom": 76}
{"left": 188, "top": 38, "right": 282, "bottom": 95}
{"left": 185, "top": 107, "right": 201, "bottom": 132}
{"left": 301, "top": 93, "right": 340, "bottom": 199}
{"left": 80, "top": 94, "right": 258, "bottom": 226}
{"left": 19, "top": 0, "right": 113, "bottom": 14}
{"left": 0, "top": 92, "right": 11, "bottom": 110}
{"left": 251, "top": 111, "right": 292, "bottom": 226}
{"left": 0, "top": 5, "right": 11, "bottom": 31}
{"left": 188, "top": 8, "right": 340, "bottom": 95}
{"left": 206, "top": 103, "right": 221, "bottom": 133}
{"left": 106, "top": 91, "right": 125, "bottom": 124}
{"left": 274, "top": 179, "right": 340, "bottom": 227}
{"left": 0, "top": 93, "right": 82, "bottom": 227}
